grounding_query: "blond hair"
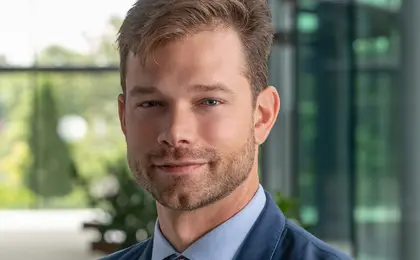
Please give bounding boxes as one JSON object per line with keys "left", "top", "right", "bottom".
{"left": 117, "top": 0, "right": 273, "bottom": 99}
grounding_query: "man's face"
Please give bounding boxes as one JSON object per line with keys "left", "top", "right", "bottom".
{"left": 119, "top": 28, "right": 257, "bottom": 211}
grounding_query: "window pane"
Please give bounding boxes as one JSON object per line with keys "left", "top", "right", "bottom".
{"left": 356, "top": 0, "right": 401, "bottom": 9}
{"left": 296, "top": 0, "right": 354, "bottom": 253}
{"left": 0, "top": 0, "right": 135, "bottom": 66}
{"left": 0, "top": 71, "right": 123, "bottom": 209}
{"left": 354, "top": 2, "right": 400, "bottom": 260}
{"left": 0, "top": 73, "right": 33, "bottom": 208}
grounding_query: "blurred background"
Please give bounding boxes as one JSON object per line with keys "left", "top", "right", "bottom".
{"left": 0, "top": 0, "right": 418, "bottom": 259}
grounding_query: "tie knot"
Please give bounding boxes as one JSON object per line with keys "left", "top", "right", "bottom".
{"left": 163, "top": 253, "right": 189, "bottom": 260}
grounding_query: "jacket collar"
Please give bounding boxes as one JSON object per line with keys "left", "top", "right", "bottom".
{"left": 137, "top": 238, "right": 153, "bottom": 260}
{"left": 234, "top": 191, "right": 285, "bottom": 260}
{"left": 137, "top": 191, "right": 285, "bottom": 260}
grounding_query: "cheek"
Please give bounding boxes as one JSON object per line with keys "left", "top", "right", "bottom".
{"left": 198, "top": 111, "right": 251, "bottom": 147}
{"left": 125, "top": 112, "right": 158, "bottom": 146}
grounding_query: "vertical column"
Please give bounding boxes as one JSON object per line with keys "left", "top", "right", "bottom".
{"left": 261, "top": 0, "right": 298, "bottom": 198}
{"left": 399, "top": 0, "right": 420, "bottom": 258}
{"left": 312, "top": 1, "right": 352, "bottom": 244}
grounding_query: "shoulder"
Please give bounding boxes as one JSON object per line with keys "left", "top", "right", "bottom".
{"left": 98, "top": 239, "right": 151, "bottom": 260}
{"left": 277, "top": 220, "right": 352, "bottom": 260}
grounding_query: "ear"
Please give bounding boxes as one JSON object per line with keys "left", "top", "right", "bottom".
{"left": 118, "top": 94, "right": 127, "bottom": 136}
{"left": 253, "top": 86, "right": 280, "bottom": 144}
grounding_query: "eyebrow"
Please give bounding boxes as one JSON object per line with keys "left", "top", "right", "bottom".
{"left": 129, "top": 85, "right": 156, "bottom": 96}
{"left": 128, "top": 83, "right": 235, "bottom": 97}
{"left": 190, "top": 83, "right": 235, "bottom": 95}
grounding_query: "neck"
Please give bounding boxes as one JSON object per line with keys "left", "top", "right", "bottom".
{"left": 156, "top": 172, "right": 259, "bottom": 252}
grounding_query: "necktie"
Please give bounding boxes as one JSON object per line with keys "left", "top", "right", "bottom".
{"left": 163, "top": 253, "right": 190, "bottom": 260}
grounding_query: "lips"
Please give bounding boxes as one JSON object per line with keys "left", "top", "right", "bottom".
{"left": 154, "top": 162, "right": 206, "bottom": 174}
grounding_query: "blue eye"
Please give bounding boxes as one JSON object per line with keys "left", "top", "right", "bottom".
{"left": 202, "top": 99, "right": 221, "bottom": 106}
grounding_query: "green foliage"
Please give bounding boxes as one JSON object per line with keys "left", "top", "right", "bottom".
{"left": 0, "top": 140, "right": 34, "bottom": 208}
{"left": 25, "top": 80, "right": 76, "bottom": 198}
{"left": 91, "top": 157, "right": 157, "bottom": 249}
{"left": 0, "top": 16, "right": 125, "bottom": 209}
{"left": 276, "top": 191, "right": 311, "bottom": 230}
{"left": 37, "top": 45, "right": 91, "bottom": 66}
{"left": 276, "top": 192, "right": 299, "bottom": 218}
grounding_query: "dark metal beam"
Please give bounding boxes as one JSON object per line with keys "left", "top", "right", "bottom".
{"left": 347, "top": 0, "right": 358, "bottom": 257}
{"left": 0, "top": 66, "right": 119, "bottom": 73}
{"left": 399, "top": 0, "right": 420, "bottom": 258}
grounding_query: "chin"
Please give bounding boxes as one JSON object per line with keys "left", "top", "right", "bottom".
{"left": 157, "top": 197, "right": 200, "bottom": 211}
{"left": 156, "top": 187, "right": 229, "bottom": 211}
{"left": 154, "top": 188, "right": 195, "bottom": 210}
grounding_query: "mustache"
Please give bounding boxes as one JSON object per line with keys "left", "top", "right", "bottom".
{"left": 146, "top": 147, "right": 217, "bottom": 161}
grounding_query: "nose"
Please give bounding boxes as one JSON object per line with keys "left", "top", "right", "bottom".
{"left": 157, "top": 105, "right": 196, "bottom": 147}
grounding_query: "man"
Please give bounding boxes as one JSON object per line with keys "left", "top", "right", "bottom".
{"left": 101, "top": 0, "right": 352, "bottom": 259}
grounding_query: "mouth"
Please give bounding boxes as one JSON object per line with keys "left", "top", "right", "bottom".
{"left": 153, "top": 162, "right": 207, "bottom": 174}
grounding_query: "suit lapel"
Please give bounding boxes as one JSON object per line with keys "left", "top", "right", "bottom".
{"left": 137, "top": 238, "right": 153, "bottom": 260}
{"left": 234, "top": 192, "right": 286, "bottom": 260}
{"left": 139, "top": 192, "right": 285, "bottom": 260}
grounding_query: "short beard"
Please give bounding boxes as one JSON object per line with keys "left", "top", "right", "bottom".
{"left": 127, "top": 129, "right": 256, "bottom": 211}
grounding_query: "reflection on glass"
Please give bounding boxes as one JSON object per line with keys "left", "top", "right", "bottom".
{"left": 296, "top": 0, "right": 403, "bottom": 258}
{"left": 354, "top": 1, "right": 400, "bottom": 259}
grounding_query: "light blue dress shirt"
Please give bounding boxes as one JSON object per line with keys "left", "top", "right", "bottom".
{"left": 151, "top": 185, "right": 266, "bottom": 260}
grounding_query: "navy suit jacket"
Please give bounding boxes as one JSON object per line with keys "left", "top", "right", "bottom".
{"left": 100, "top": 192, "right": 352, "bottom": 260}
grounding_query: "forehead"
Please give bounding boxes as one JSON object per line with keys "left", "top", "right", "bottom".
{"left": 124, "top": 28, "right": 250, "bottom": 93}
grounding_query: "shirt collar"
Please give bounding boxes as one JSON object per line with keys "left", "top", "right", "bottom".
{"left": 152, "top": 184, "right": 266, "bottom": 260}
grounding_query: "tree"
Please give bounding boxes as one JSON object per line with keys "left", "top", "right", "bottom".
{"left": 25, "top": 80, "right": 76, "bottom": 200}
{"left": 0, "top": 15, "right": 124, "bottom": 209}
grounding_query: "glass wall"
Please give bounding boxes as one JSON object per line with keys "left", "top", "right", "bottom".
{"left": 295, "top": 0, "right": 401, "bottom": 259}
{"left": 0, "top": 0, "right": 132, "bottom": 67}
{"left": 354, "top": 1, "right": 400, "bottom": 259}
{"left": 296, "top": 0, "right": 354, "bottom": 251}
{"left": 0, "top": 0, "right": 135, "bottom": 209}
{"left": 0, "top": 72, "right": 124, "bottom": 208}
